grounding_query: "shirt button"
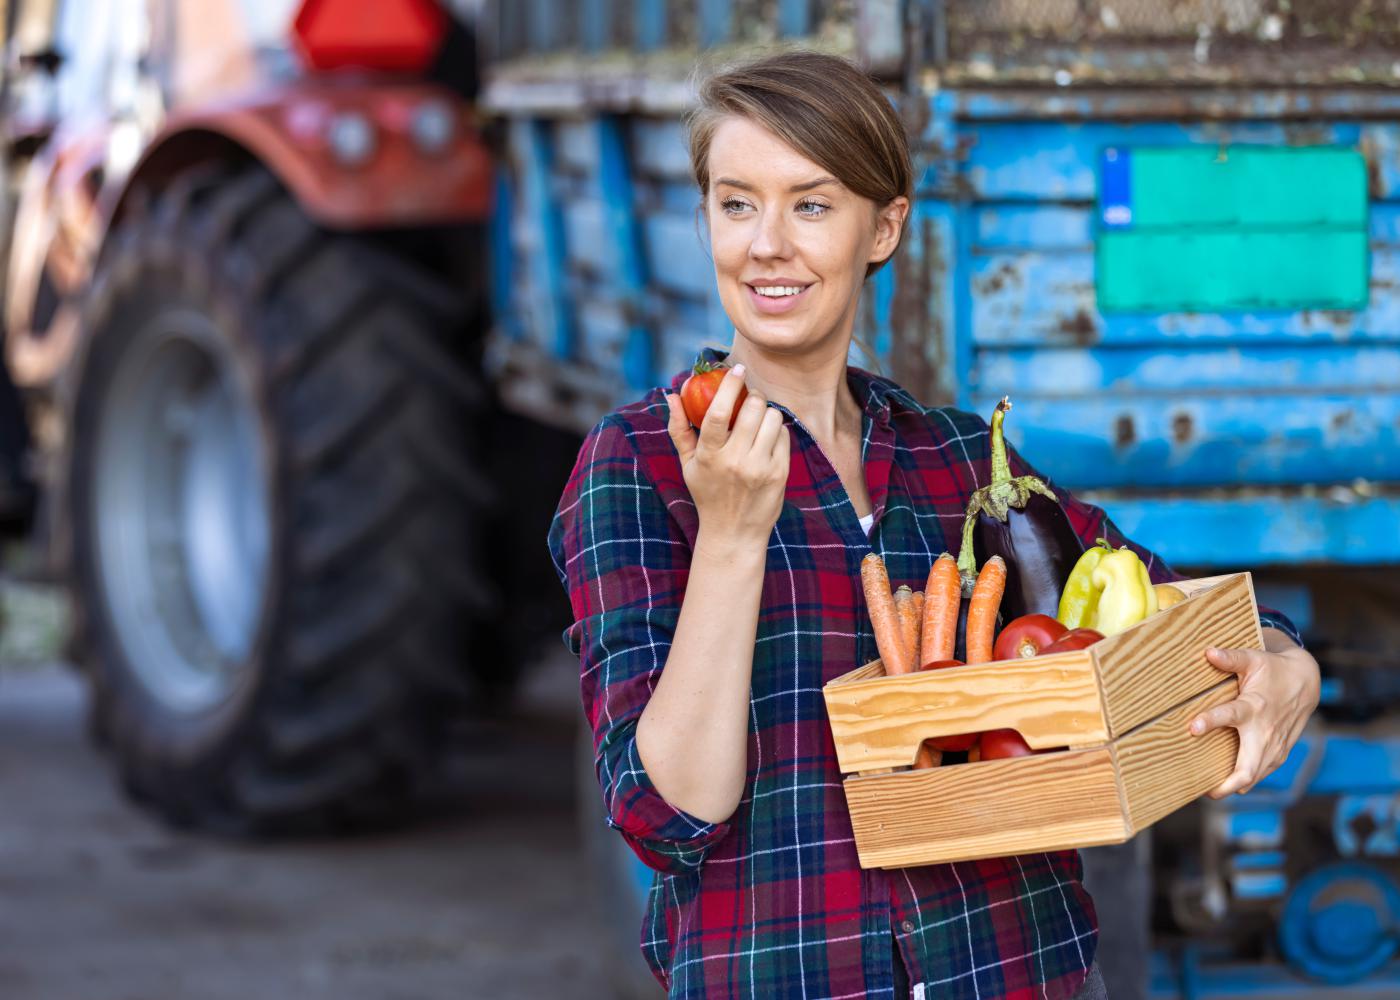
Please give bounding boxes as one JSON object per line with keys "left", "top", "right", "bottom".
{"left": 900, "top": 920, "right": 915, "bottom": 934}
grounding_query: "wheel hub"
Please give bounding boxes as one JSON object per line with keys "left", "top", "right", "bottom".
{"left": 92, "top": 308, "right": 272, "bottom": 714}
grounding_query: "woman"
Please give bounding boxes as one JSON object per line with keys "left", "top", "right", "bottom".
{"left": 546, "top": 51, "right": 1319, "bottom": 999}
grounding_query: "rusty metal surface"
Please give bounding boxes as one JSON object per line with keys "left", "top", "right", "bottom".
{"left": 938, "top": 0, "right": 1400, "bottom": 86}
{"left": 3, "top": 124, "right": 109, "bottom": 391}
{"left": 122, "top": 80, "right": 493, "bottom": 230}
{"left": 486, "top": 0, "right": 861, "bottom": 60}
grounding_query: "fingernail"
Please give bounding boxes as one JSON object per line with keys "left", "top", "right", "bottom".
{"left": 731, "top": 363, "right": 746, "bottom": 377}
{"left": 1190, "top": 720, "right": 1204, "bottom": 735}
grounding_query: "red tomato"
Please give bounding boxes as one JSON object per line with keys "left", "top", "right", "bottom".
{"left": 917, "top": 659, "right": 978, "bottom": 751}
{"left": 679, "top": 361, "right": 748, "bottom": 430}
{"left": 1041, "top": 628, "right": 1105, "bottom": 654}
{"left": 992, "top": 614, "right": 1067, "bottom": 661}
{"left": 978, "top": 728, "right": 1036, "bottom": 760}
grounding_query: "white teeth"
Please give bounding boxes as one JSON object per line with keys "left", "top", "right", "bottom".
{"left": 753, "top": 285, "right": 805, "bottom": 297}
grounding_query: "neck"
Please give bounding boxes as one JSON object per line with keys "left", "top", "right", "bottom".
{"left": 725, "top": 333, "right": 863, "bottom": 442}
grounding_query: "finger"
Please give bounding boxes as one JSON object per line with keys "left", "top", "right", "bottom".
{"left": 664, "top": 392, "right": 697, "bottom": 464}
{"left": 1241, "top": 760, "right": 1277, "bottom": 796}
{"left": 726, "top": 391, "right": 770, "bottom": 453}
{"left": 697, "top": 364, "right": 747, "bottom": 449}
{"left": 753, "top": 404, "right": 785, "bottom": 458}
{"left": 1190, "top": 696, "right": 1255, "bottom": 736}
{"left": 772, "top": 414, "right": 791, "bottom": 464}
{"left": 1205, "top": 646, "right": 1265, "bottom": 676}
{"left": 1209, "top": 733, "right": 1265, "bottom": 799}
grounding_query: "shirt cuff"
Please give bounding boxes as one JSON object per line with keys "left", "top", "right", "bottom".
{"left": 606, "top": 737, "right": 733, "bottom": 872}
{"left": 1258, "top": 609, "right": 1304, "bottom": 649}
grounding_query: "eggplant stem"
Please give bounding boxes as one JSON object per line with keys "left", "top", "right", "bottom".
{"left": 956, "top": 503, "right": 979, "bottom": 595}
{"left": 989, "top": 397, "right": 1013, "bottom": 486}
{"left": 966, "top": 395, "right": 1060, "bottom": 524}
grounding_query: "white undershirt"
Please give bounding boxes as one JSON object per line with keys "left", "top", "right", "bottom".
{"left": 858, "top": 511, "right": 874, "bottom": 536}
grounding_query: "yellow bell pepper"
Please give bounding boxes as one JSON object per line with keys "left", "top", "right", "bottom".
{"left": 1057, "top": 538, "right": 1158, "bottom": 636}
{"left": 1057, "top": 539, "right": 1111, "bottom": 629}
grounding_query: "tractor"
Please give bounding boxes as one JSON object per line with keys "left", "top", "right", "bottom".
{"left": 0, "top": 0, "right": 574, "bottom": 833}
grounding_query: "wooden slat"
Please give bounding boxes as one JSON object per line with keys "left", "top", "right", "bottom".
{"left": 829, "top": 661, "right": 886, "bottom": 686}
{"left": 822, "top": 651, "right": 1106, "bottom": 773}
{"left": 843, "top": 749, "right": 1129, "bottom": 869}
{"left": 1094, "top": 573, "right": 1260, "bottom": 738}
{"left": 1168, "top": 574, "right": 1238, "bottom": 599}
{"left": 1116, "top": 679, "right": 1240, "bottom": 834}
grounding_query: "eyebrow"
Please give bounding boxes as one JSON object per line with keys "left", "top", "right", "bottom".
{"left": 714, "top": 176, "right": 838, "bottom": 193}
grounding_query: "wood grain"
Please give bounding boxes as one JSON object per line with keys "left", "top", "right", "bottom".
{"left": 830, "top": 661, "right": 886, "bottom": 686}
{"left": 1168, "top": 575, "right": 1238, "bottom": 599}
{"left": 1094, "top": 573, "right": 1261, "bottom": 738}
{"left": 1116, "top": 678, "right": 1240, "bottom": 833}
{"left": 843, "top": 749, "right": 1129, "bottom": 869}
{"left": 823, "top": 651, "right": 1107, "bottom": 773}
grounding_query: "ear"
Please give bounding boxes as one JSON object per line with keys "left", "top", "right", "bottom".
{"left": 868, "top": 196, "right": 910, "bottom": 266}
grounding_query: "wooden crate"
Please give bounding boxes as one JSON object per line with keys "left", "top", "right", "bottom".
{"left": 822, "top": 573, "right": 1260, "bottom": 869}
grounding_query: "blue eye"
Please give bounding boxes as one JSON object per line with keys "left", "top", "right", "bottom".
{"left": 797, "top": 199, "right": 829, "bottom": 217}
{"left": 721, "top": 197, "right": 750, "bottom": 215}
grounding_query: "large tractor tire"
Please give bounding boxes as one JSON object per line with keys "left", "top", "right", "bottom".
{"left": 61, "top": 166, "right": 498, "bottom": 833}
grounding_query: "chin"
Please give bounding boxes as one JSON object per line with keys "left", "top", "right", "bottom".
{"left": 735, "top": 319, "right": 818, "bottom": 354}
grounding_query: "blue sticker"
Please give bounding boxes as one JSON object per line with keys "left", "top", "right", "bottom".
{"left": 1100, "top": 147, "right": 1132, "bottom": 228}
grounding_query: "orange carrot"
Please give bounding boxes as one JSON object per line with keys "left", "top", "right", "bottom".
{"left": 861, "top": 553, "right": 911, "bottom": 675}
{"left": 910, "top": 591, "right": 925, "bottom": 666}
{"left": 895, "top": 586, "right": 919, "bottom": 669}
{"left": 913, "top": 740, "right": 942, "bottom": 770}
{"left": 966, "top": 555, "right": 1007, "bottom": 665}
{"left": 920, "top": 553, "right": 960, "bottom": 667}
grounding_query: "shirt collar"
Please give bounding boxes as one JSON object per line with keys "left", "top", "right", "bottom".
{"left": 669, "top": 346, "right": 894, "bottom": 429}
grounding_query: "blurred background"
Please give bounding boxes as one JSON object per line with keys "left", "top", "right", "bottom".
{"left": 0, "top": 1, "right": 1397, "bottom": 998}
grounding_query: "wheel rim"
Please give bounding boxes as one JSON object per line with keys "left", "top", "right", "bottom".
{"left": 93, "top": 307, "right": 272, "bottom": 714}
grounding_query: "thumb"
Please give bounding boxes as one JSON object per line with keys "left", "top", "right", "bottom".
{"left": 1205, "top": 646, "right": 1260, "bottom": 676}
{"left": 665, "top": 392, "right": 697, "bottom": 463}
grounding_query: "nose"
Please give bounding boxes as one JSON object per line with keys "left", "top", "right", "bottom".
{"left": 748, "top": 205, "right": 792, "bottom": 261}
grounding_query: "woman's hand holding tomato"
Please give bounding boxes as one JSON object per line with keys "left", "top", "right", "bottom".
{"left": 680, "top": 360, "right": 749, "bottom": 430}
{"left": 665, "top": 363, "right": 791, "bottom": 549}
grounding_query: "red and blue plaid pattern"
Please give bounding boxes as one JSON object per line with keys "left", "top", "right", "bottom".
{"left": 548, "top": 347, "right": 1299, "bottom": 999}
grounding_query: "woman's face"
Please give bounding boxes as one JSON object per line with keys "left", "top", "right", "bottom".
{"left": 705, "top": 115, "right": 907, "bottom": 356}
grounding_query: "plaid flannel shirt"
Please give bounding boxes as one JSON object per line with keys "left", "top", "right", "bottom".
{"left": 547, "top": 346, "right": 1301, "bottom": 999}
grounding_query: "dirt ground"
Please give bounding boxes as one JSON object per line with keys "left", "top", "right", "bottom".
{"left": 0, "top": 614, "right": 629, "bottom": 1000}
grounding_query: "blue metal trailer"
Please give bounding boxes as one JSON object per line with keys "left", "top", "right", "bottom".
{"left": 483, "top": 2, "right": 1400, "bottom": 995}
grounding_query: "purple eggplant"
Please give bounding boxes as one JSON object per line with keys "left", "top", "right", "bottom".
{"left": 956, "top": 397, "right": 1083, "bottom": 622}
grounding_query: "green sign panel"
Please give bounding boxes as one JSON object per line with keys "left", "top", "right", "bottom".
{"left": 1096, "top": 146, "right": 1370, "bottom": 312}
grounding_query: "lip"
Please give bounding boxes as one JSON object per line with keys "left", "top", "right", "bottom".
{"left": 744, "top": 280, "right": 813, "bottom": 315}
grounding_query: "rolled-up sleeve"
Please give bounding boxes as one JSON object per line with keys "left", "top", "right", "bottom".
{"left": 546, "top": 417, "right": 732, "bottom": 874}
{"left": 998, "top": 427, "right": 1303, "bottom": 647}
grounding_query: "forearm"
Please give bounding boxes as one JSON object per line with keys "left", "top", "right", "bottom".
{"left": 636, "top": 527, "right": 767, "bottom": 824}
{"left": 1262, "top": 626, "right": 1299, "bottom": 654}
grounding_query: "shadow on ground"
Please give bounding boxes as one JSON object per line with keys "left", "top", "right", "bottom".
{"left": 0, "top": 650, "right": 617, "bottom": 999}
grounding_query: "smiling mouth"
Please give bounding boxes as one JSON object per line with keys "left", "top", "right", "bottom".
{"left": 746, "top": 283, "right": 813, "bottom": 299}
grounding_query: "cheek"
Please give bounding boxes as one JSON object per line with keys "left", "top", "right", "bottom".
{"left": 800, "top": 220, "right": 864, "bottom": 280}
{"left": 713, "top": 232, "right": 746, "bottom": 271}
{"left": 709, "top": 225, "right": 749, "bottom": 276}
